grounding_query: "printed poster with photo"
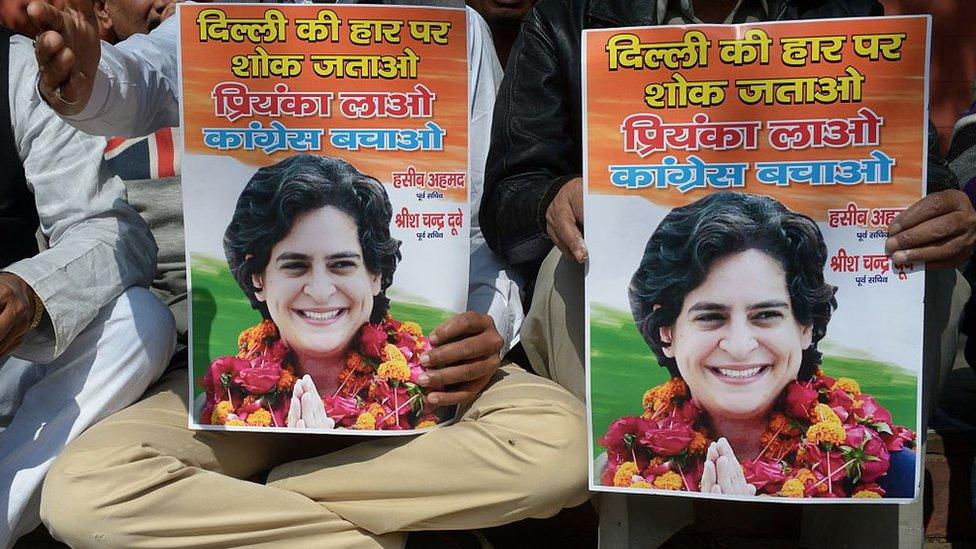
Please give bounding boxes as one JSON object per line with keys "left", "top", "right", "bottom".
{"left": 177, "top": 4, "right": 469, "bottom": 434}
{"left": 584, "top": 16, "right": 929, "bottom": 502}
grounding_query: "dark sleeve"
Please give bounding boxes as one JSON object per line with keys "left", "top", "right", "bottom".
{"left": 480, "top": 12, "right": 581, "bottom": 265}
{"left": 928, "top": 120, "right": 960, "bottom": 193}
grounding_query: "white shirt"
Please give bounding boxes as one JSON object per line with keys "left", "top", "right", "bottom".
{"left": 63, "top": 7, "right": 525, "bottom": 354}
{"left": 8, "top": 35, "right": 156, "bottom": 362}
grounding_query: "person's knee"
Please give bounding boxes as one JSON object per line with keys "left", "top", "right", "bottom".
{"left": 41, "top": 442, "right": 169, "bottom": 544}
{"left": 507, "top": 395, "right": 590, "bottom": 512}
{"left": 109, "top": 287, "right": 177, "bottom": 375}
{"left": 40, "top": 445, "right": 118, "bottom": 542}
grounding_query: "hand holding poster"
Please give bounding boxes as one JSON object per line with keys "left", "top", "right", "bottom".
{"left": 178, "top": 4, "right": 468, "bottom": 434}
{"left": 585, "top": 17, "right": 929, "bottom": 501}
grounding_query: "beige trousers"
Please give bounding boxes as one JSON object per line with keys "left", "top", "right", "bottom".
{"left": 521, "top": 248, "right": 971, "bottom": 549}
{"left": 40, "top": 363, "right": 589, "bottom": 548}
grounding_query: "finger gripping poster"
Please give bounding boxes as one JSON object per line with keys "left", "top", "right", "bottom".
{"left": 585, "top": 16, "right": 929, "bottom": 502}
{"left": 178, "top": 4, "right": 469, "bottom": 434}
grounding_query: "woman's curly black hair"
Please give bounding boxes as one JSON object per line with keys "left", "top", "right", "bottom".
{"left": 224, "top": 154, "right": 401, "bottom": 323}
{"left": 629, "top": 192, "right": 837, "bottom": 380}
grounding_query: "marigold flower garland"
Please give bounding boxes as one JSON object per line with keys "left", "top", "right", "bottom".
{"left": 599, "top": 371, "right": 916, "bottom": 498}
{"left": 200, "top": 315, "right": 444, "bottom": 430}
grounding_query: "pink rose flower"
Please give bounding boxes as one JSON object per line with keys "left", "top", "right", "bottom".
{"left": 359, "top": 324, "right": 389, "bottom": 359}
{"left": 845, "top": 425, "right": 890, "bottom": 483}
{"left": 742, "top": 459, "right": 788, "bottom": 492}
{"left": 784, "top": 382, "right": 819, "bottom": 420}
{"left": 799, "top": 443, "right": 846, "bottom": 488}
{"left": 372, "top": 381, "right": 411, "bottom": 410}
{"left": 638, "top": 424, "right": 694, "bottom": 457}
{"left": 671, "top": 400, "right": 701, "bottom": 426}
{"left": 599, "top": 416, "right": 652, "bottom": 463}
{"left": 643, "top": 460, "right": 672, "bottom": 478}
{"left": 233, "top": 363, "right": 282, "bottom": 394}
{"left": 394, "top": 331, "right": 417, "bottom": 361}
{"left": 856, "top": 395, "right": 893, "bottom": 425}
{"left": 323, "top": 394, "right": 360, "bottom": 424}
{"left": 251, "top": 340, "right": 288, "bottom": 369}
{"left": 880, "top": 424, "right": 915, "bottom": 452}
{"left": 203, "top": 356, "right": 248, "bottom": 392}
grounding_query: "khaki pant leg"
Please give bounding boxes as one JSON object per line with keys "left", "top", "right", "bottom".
{"left": 266, "top": 364, "right": 590, "bottom": 535}
{"left": 40, "top": 370, "right": 401, "bottom": 549}
{"left": 521, "top": 248, "right": 586, "bottom": 401}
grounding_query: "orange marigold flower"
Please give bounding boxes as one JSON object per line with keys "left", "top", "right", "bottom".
{"left": 834, "top": 377, "right": 861, "bottom": 396}
{"left": 795, "top": 468, "right": 817, "bottom": 486}
{"left": 417, "top": 419, "right": 438, "bottom": 429}
{"left": 345, "top": 352, "right": 372, "bottom": 375}
{"left": 211, "top": 401, "right": 234, "bottom": 425}
{"left": 810, "top": 403, "right": 841, "bottom": 425}
{"left": 652, "top": 471, "right": 683, "bottom": 491}
{"left": 400, "top": 321, "right": 424, "bottom": 339}
{"left": 245, "top": 408, "right": 272, "bottom": 427}
{"left": 688, "top": 430, "right": 709, "bottom": 454}
{"left": 807, "top": 421, "right": 846, "bottom": 446}
{"left": 642, "top": 388, "right": 656, "bottom": 410}
{"left": 667, "top": 378, "right": 688, "bottom": 398}
{"left": 377, "top": 344, "right": 410, "bottom": 383}
{"left": 353, "top": 412, "right": 377, "bottom": 430}
{"left": 770, "top": 412, "right": 802, "bottom": 437}
{"left": 630, "top": 480, "right": 652, "bottom": 489}
{"left": 367, "top": 403, "right": 396, "bottom": 427}
{"left": 613, "top": 462, "right": 640, "bottom": 487}
{"left": 852, "top": 488, "right": 883, "bottom": 499}
{"left": 277, "top": 367, "right": 296, "bottom": 392}
{"left": 779, "top": 479, "right": 805, "bottom": 498}
{"left": 225, "top": 418, "right": 246, "bottom": 427}
{"left": 648, "top": 457, "right": 666, "bottom": 469}
{"left": 760, "top": 431, "right": 775, "bottom": 445}
{"left": 237, "top": 320, "right": 277, "bottom": 356}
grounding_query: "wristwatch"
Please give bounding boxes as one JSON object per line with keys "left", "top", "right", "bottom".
{"left": 28, "top": 291, "right": 45, "bottom": 331}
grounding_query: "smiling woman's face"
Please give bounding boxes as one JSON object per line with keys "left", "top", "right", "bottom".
{"left": 252, "top": 206, "right": 380, "bottom": 363}
{"left": 660, "top": 249, "right": 813, "bottom": 422}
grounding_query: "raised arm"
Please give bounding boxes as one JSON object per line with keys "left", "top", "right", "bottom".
{"left": 5, "top": 36, "right": 156, "bottom": 362}
{"left": 29, "top": 0, "right": 179, "bottom": 136}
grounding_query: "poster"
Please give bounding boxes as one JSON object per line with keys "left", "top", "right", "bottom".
{"left": 178, "top": 4, "right": 469, "bottom": 434}
{"left": 585, "top": 16, "right": 929, "bottom": 502}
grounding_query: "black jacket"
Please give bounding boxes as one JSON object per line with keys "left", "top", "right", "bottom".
{"left": 480, "top": 0, "right": 885, "bottom": 271}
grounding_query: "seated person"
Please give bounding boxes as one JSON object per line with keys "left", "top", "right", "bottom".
{"left": 29, "top": 2, "right": 590, "bottom": 546}
{"left": 480, "top": 0, "right": 972, "bottom": 546}
{"left": 0, "top": 29, "right": 175, "bottom": 546}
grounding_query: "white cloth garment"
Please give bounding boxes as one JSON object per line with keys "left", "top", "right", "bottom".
{"left": 60, "top": 6, "right": 526, "bottom": 354}
{"left": 1, "top": 35, "right": 177, "bottom": 547}
{"left": 0, "top": 288, "right": 176, "bottom": 548}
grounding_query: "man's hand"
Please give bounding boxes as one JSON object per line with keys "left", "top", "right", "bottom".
{"left": 416, "top": 311, "right": 503, "bottom": 407}
{"left": 27, "top": 0, "right": 101, "bottom": 116}
{"left": 0, "top": 273, "right": 38, "bottom": 356}
{"left": 545, "top": 176, "right": 587, "bottom": 263}
{"left": 885, "top": 189, "right": 976, "bottom": 270}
